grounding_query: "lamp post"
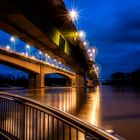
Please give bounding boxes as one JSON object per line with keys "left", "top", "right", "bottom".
{"left": 26, "top": 44, "right": 30, "bottom": 56}
{"left": 94, "top": 64, "right": 101, "bottom": 78}
{"left": 39, "top": 51, "right": 42, "bottom": 60}
{"left": 59, "top": 61, "right": 61, "bottom": 68}
{"left": 10, "top": 36, "right": 15, "bottom": 51}
{"left": 87, "top": 47, "right": 97, "bottom": 63}
{"left": 83, "top": 41, "right": 87, "bottom": 46}
{"left": 92, "top": 48, "right": 96, "bottom": 62}
{"left": 54, "top": 59, "right": 57, "bottom": 66}
{"left": 45, "top": 53, "right": 48, "bottom": 63}
{"left": 78, "top": 30, "right": 86, "bottom": 40}
{"left": 47, "top": 55, "right": 50, "bottom": 64}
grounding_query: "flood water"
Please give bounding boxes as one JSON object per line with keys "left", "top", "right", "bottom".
{"left": 2, "top": 85, "right": 140, "bottom": 140}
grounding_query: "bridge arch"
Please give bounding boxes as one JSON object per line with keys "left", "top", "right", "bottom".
{"left": 45, "top": 73, "right": 72, "bottom": 86}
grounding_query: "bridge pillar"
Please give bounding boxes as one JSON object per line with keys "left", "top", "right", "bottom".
{"left": 28, "top": 65, "right": 45, "bottom": 88}
{"left": 36, "top": 65, "right": 45, "bottom": 88}
{"left": 72, "top": 74, "right": 85, "bottom": 87}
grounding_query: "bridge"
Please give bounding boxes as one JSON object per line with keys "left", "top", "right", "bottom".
{"left": 0, "top": 1, "right": 123, "bottom": 139}
{"left": 0, "top": 47, "right": 86, "bottom": 87}
{"left": 0, "top": 0, "right": 98, "bottom": 87}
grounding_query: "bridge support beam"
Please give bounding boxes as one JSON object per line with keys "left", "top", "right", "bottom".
{"left": 29, "top": 65, "right": 45, "bottom": 88}
{"left": 36, "top": 65, "right": 45, "bottom": 88}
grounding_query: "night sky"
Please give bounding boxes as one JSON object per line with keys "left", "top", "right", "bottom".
{"left": 1, "top": 0, "right": 140, "bottom": 79}
{"left": 64, "top": 0, "right": 140, "bottom": 79}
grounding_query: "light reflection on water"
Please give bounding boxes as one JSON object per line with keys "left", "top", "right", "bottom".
{"left": 4, "top": 87, "right": 101, "bottom": 126}
{"left": 2, "top": 85, "right": 140, "bottom": 140}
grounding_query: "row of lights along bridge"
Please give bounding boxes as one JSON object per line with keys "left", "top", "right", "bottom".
{"left": 69, "top": 8, "right": 100, "bottom": 75}
{"left": 3, "top": 36, "right": 73, "bottom": 73}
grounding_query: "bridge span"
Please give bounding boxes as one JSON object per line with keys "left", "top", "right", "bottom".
{"left": 0, "top": 47, "right": 85, "bottom": 87}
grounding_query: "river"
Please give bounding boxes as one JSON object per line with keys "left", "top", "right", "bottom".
{"left": 2, "top": 85, "right": 140, "bottom": 140}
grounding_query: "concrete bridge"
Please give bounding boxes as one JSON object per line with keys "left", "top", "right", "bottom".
{"left": 0, "top": 0, "right": 98, "bottom": 87}
{"left": 0, "top": 48, "right": 85, "bottom": 87}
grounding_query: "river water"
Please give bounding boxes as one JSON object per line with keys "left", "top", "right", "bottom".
{"left": 2, "top": 85, "right": 140, "bottom": 140}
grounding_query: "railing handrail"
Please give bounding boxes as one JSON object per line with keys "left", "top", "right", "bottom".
{"left": 0, "top": 92, "right": 121, "bottom": 140}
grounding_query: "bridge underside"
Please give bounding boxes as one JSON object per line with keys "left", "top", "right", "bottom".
{"left": 0, "top": 0, "right": 90, "bottom": 74}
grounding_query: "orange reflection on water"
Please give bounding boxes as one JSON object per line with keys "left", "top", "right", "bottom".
{"left": 58, "top": 88, "right": 77, "bottom": 113}
{"left": 90, "top": 86, "right": 100, "bottom": 126}
{"left": 75, "top": 86, "right": 100, "bottom": 127}
{"left": 8, "top": 87, "right": 101, "bottom": 128}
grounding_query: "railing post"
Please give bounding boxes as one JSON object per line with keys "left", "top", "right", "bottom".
{"left": 20, "top": 103, "right": 25, "bottom": 140}
{"left": 14, "top": 98, "right": 25, "bottom": 140}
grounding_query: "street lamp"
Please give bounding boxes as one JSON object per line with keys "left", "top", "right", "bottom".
{"left": 83, "top": 41, "right": 87, "bottom": 46}
{"left": 54, "top": 59, "right": 57, "bottom": 66}
{"left": 92, "top": 47, "right": 97, "bottom": 62}
{"left": 38, "top": 51, "right": 43, "bottom": 61}
{"left": 45, "top": 53, "right": 48, "bottom": 62}
{"left": 87, "top": 47, "right": 97, "bottom": 62}
{"left": 91, "top": 48, "right": 95, "bottom": 62}
{"left": 84, "top": 40, "right": 89, "bottom": 45}
{"left": 47, "top": 55, "right": 50, "bottom": 64}
{"left": 58, "top": 61, "right": 61, "bottom": 68}
{"left": 83, "top": 41, "right": 89, "bottom": 49}
{"left": 6, "top": 45, "right": 10, "bottom": 50}
{"left": 69, "top": 8, "right": 79, "bottom": 22}
{"left": 94, "top": 64, "right": 102, "bottom": 78}
{"left": 88, "top": 49, "right": 91, "bottom": 53}
{"left": 10, "top": 36, "right": 16, "bottom": 51}
{"left": 95, "top": 66, "right": 99, "bottom": 77}
{"left": 89, "top": 53, "right": 93, "bottom": 57}
{"left": 92, "top": 48, "right": 95, "bottom": 53}
{"left": 39, "top": 51, "right": 42, "bottom": 55}
{"left": 78, "top": 30, "right": 86, "bottom": 40}
{"left": 26, "top": 44, "right": 30, "bottom": 56}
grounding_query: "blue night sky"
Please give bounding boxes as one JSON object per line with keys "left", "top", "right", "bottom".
{"left": 1, "top": 0, "right": 140, "bottom": 79}
{"left": 64, "top": 0, "right": 140, "bottom": 79}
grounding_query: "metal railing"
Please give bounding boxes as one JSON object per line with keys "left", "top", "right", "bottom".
{"left": 0, "top": 92, "right": 120, "bottom": 140}
{"left": 0, "top": 46, "right": 75, "bottom": 75}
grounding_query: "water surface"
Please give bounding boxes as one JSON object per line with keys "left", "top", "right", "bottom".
{"left": 2, "top": 85, "right": 140, "bottom": 140}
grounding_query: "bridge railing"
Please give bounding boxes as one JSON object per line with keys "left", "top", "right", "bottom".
{"left": 0, "top": 92, "right": 120, "bottom": 140}
{"left": 0, "top": 46, "right": 75, "bottom": 75}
